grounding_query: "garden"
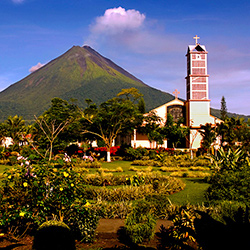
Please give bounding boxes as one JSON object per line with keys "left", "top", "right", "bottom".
{"left": 0, "top": 145, "right": 249, "bottom": 250}
{"left": 0, "top": 90, "right": 249, "bottom": 249}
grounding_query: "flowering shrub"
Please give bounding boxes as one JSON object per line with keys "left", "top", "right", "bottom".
{"left": 83, "top": 155, "right": 94, "bottom": 162}
{"left": 93, "top": 146, "right": 120, "bottom": 156}
{"left": 0, "top": 155, "right": 98, "bottom": 240}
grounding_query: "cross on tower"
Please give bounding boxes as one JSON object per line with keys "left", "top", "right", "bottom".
{"left": 173, "top": 89, "right": 180, "bottom": 99}
{"left": 193, "top": 35, "right": 200, "bottom": 45}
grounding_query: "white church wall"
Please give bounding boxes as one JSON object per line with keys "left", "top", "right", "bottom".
{"left": 153, "top": 104, "right": 167, "bottom": 124}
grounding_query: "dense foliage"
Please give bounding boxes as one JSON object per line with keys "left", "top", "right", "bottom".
{"left": 206, "top": 147, "right": 250, "bottom": 205}
{"left": 200, "top": 117, "right": 250, "bottom": 153}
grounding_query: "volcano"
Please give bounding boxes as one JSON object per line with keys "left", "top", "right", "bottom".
{"left": 0, "top": 46, "right": 174, "bottom": 121}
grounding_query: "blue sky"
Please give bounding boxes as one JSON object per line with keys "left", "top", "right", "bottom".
{"left": 1, "top": 0, "right": 250, "bottom": 115}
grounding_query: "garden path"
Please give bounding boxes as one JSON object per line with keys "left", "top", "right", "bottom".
{"left": 96, "top": 219, "right": 173, "bottom": 233}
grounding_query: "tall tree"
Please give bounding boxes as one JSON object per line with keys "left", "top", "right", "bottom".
{"left": 80, "top": 88, "right": 143, "bottom": 162}
{"left": 220, "top": 96, "right": 227, "bottom": 121}
{"left": 31, "top": 98, "right": 80, "bottom": 160}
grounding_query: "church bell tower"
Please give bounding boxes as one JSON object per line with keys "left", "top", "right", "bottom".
{"left": 185, "top": 36, "right": 214, "bottom": 148}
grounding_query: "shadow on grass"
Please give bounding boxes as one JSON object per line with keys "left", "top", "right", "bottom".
{"left": 186, "top": 178, "right": 208, "bottom": 184}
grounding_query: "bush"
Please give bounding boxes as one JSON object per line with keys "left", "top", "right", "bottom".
{"left": 83, "top": 185, "right": 153, "bottom": 202}
{"left": 160, "top": 167, "right": 188, "bottom": 172}
{"left": 124, "top": 200, "right": 156, "bottom": 244}
{"left": 209, "top": 200, "right": 248, "bottom": 225}
{"left": 92, "top": 200, "right": 133, "bottom": 219}
{"left": 97, "top": 167, "right": 123, "bottom": 173}
{"left": 157, "top": 207, "right": 199, "bottom": 249}
{"left": 81, "top": 173, "right": 129, "bottom": 186}
{"left": 206, "top": 167, "right": 250, "bottom": 205}
{"left": 125, "top": 147, "right": 149, "bottom": 160}
{"left": 170, "top": 171, "right": 210, "bottom": 178}
{"left": 145, "top": 194, "right": 173, "bottom": 219}
{"left": 193, "top": 157, "right": 211, "bottom": 167}
{"left": 129, "top": 166, "right": 153, "bottom": 173}
{"left": 68, "top": 204, "right": 99, "bottom": 243}
{"left": 32, "top": 220, "right": 76, "bottom": 250}
{"left": 189, "top": 166, "right": 210, "bottom": 171}
{"left": 206, "top": 148, "right": 250, "bottom": 205}
{"left": 0, "top": 161, "right": 86, "bottom": 237}
{"left": 83, "top": 176, "right": 185, "bottom": 202}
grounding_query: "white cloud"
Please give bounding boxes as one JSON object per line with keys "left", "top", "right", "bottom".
{"left": 29, "top": 62, "right": 45, "bottom": 73}
{"left": 86, "top": 7, "right": 185, "bottom": 55}
{"left": 91, "top": 7, "right": 145, "bottom": 34}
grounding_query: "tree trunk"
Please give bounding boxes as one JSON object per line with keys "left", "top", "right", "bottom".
{"left": 106, "top": 151, "right": 111, "bottom": 162}
{"left": 49, "top": 141, "right": 53, "bottom": 161}
{"left": 190, "top": 149, "right": 193, "bottom": 160}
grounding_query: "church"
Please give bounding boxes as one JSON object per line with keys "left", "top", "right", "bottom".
{"left": 131, "top": 36, "right": 221, "bottom": 150}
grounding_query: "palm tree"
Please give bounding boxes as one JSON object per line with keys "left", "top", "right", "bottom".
{"left": 199, "top": 123, "right": 216, "bottom": 154}
{"left": 6, "top": 115, "right": 26, "bottom": 146}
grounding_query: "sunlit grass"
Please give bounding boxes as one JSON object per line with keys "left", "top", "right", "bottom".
{"left": 169, "top": 178, "right": 210, "bottom": 205}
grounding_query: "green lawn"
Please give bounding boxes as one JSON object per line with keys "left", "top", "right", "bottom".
{"left": 101, "top": 161, "right": 210, "bottom": 205}
{"left": 169, "top": 178, "right": 210, "bottom": 205}
{"left": 101, "top": 160, "right": 134, "bottom": 172}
